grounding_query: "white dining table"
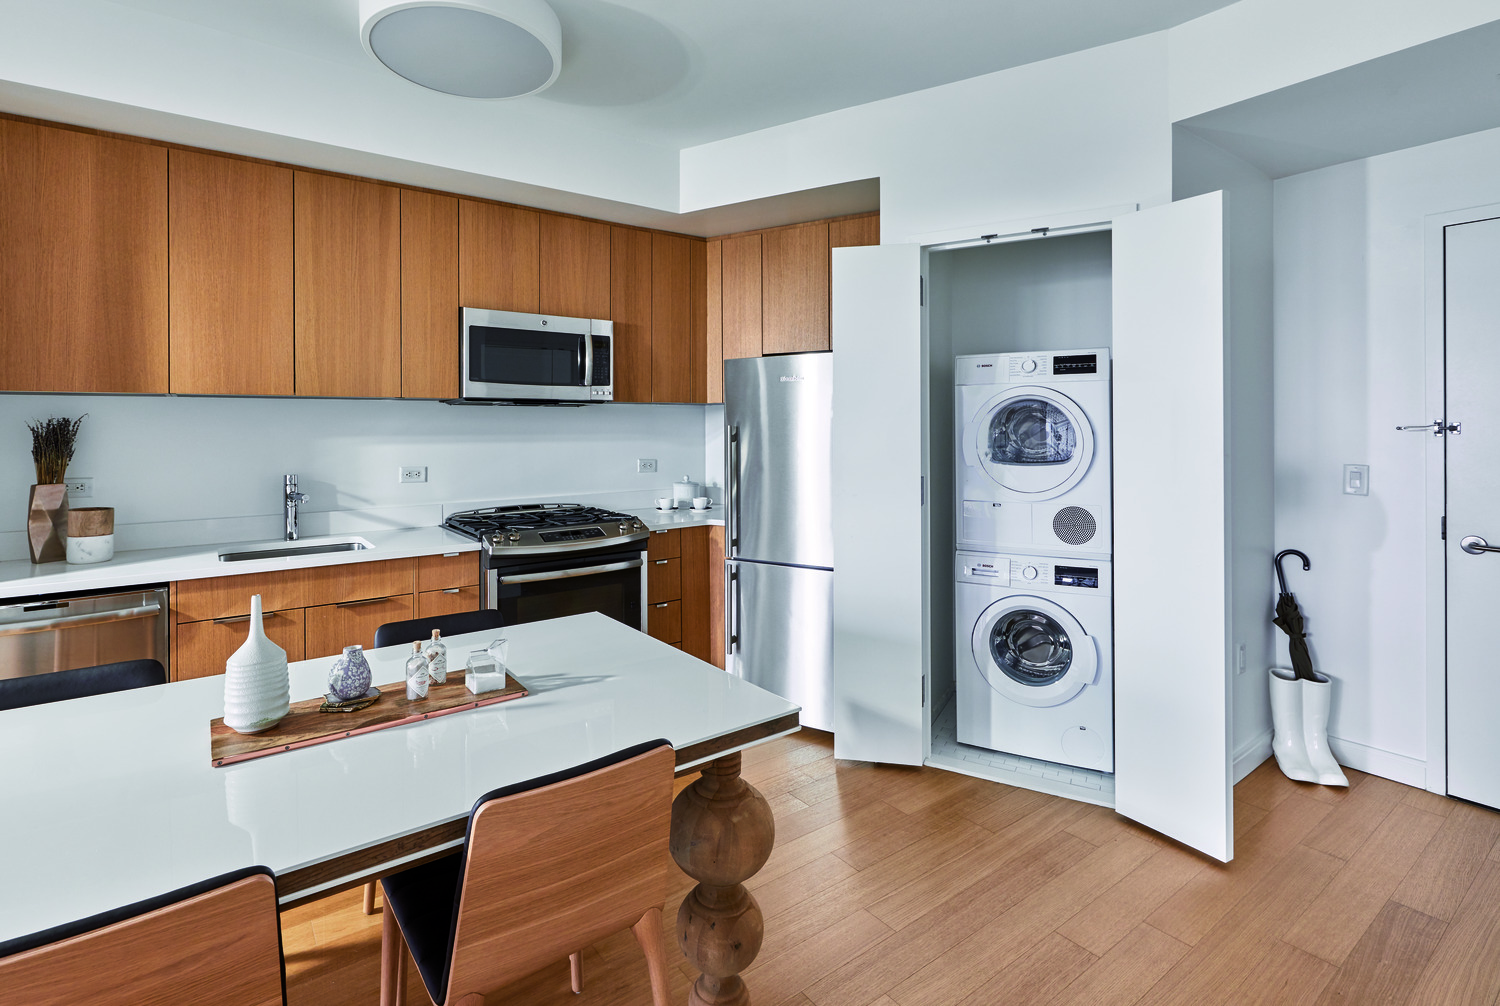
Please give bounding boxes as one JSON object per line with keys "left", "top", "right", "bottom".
{"left": 0, "top": 612, "right": 799, "bottom": 1002}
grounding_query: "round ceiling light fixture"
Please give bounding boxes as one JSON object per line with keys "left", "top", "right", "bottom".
{"left": 359, "top": 0, "right": 561, "bottom": 99}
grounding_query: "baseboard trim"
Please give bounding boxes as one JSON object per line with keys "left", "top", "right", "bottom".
{"left": 1233, "top": 728, "right": 1273, "bottom": 784}
{"left": 1327, "top": 734, "right": 1428, "bottom": 789}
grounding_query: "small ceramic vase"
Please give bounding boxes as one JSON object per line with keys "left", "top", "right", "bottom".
{"left": 328, "top": 645, "right": 372, "bottom": 701}
{"left": 223, "top": 595, "right": 290, "bottom": 734}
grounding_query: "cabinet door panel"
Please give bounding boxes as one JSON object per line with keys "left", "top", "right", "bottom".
{"left": 417, "top": 552, "right": 479, "bottom": 592}
{"left": 763, "top": 223, "right": 830, "bottom": 354}
{"left": 721, "top": 233, "right": 762, "bottom": 360}
{"left": 303, "top": 558, "right": 415, "bottom": 607}
{"left": 174, "top": 609, "right": 304, "bottom": 681}
{"left": 647, "top": 557, "right": 681, "bottom": 605}
{"left": 647, "top": 600, "right": 681, "bottom": 644}
{"left": 705, "top": 239, "right": 724, "bottom": 404}
{"left": 652, "top": 232, "right": 691, "bottom": 403}
{"left": 417, "top": 585, "right": 481, "bottom": 618}
{"left": 689, "top": 238, "right": 708, "bottom": 404}
{"left": 401, "top": 189, "right": 460, "bottom": 399}
{"left": 460, "top": 200, "right": 539, "bottom": 313}
{"left": 610, "top": 226, "right": 653, "bottom": 403}
{"left": 294, "top": 172, "right": 401, "bottom": 397}
{"left": 305, "top": 595, "right": 414, "bottom": 659}
{"left": 646, "top": 529, "right": 681, "bottom": 560}
{"left": 829, "top": 214, "right": 880, "bottom": 249}
{"left": 0, "top": 120, "right": 167, "bottom": 393}
{"left": 173, "top": 569, "right": 306, "bottom": 623}
{"left": 540, "top": 214, "right": 609, "bottom": 318}
{"left": 169, "top": 150, "right": 293, "bottom": 395}
{"left": 679, "top": 527, "right": 713, "bottom": 664}
{"left": 708, "top": 525, "right": 726, "bottom": 669}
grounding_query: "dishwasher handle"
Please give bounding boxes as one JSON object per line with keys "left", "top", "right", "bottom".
{"left": 0, "top": 601, "right": 162, "bottom": 638}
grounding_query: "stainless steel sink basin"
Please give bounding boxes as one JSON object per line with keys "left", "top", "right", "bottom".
{"left": 218, "top": 538, "right": 373, "bottom": 562}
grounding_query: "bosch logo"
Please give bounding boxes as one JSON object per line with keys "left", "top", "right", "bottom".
{"left": 779, "top": 375, "right": 805, "bottom": 382}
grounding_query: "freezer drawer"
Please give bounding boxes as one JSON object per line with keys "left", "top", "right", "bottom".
{"left": 727, "top": 559, "right": 832, "bottom": 731}
{"left": 0, "top": 585, "right": 169, "bottom": 680}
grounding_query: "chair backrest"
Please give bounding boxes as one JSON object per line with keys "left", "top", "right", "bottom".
{"left": 445, "top": 741, "right": 675, "bottom": 1004}
{"left": 373, "top": 609, "right": 505, "bottom": 649}
{"left": 0, "top": 865, "right": 284, "bottom": 1006}
{"left": 0, "top": 658, "right": 166, "bottom": 712}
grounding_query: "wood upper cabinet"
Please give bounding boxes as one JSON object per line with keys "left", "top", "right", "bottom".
{"left": 689, "top": 239, "right": 708, "bottom": 404}
{"left": 705, "top": 239, "right": 724, "bottom": 404}
{"left": 652, "top": 233, "right": 691, "bottom": 403}
{"left": 763, "top": 222, "right": 830, "bottom": 354}
{"left": 168, "top": 150, "right": 293, "bottom": 396}
{"left": 401, "top": 189, "right": 459, "bottom": 399}
{"left": 294, "top": 171, "right": 401, "bottom": 397}
{"left": 720, "top": 233, "right": 763, "bottom": 361}
{"left": 829, "top": 213, "right": 880, "bottom": 249}
{"left": 609, "top": 227, "right": 652, "bottom": 403}
{"left": 0, "top": 119, "right": 168, "bottom": 394}
{"left": 540, "top": 214, "right": 609, "bottom": 318}
{"left": 460, "top": 200, "right": 539, "bottom": 313}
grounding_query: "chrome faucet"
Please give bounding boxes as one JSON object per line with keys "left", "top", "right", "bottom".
{"left": 284, "top": 474, "right": 308, "bottom": 541}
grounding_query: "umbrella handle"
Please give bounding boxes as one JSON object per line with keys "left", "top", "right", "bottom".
{"left": 1275, "top": 549, "right": 1310, "bottom": 595}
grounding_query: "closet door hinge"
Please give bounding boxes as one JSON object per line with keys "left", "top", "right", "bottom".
{"left": 921, "top": 675, "right": 926, "bottom": 708}
{"left": 1442, "top": 515, "right": 1447, "bottom": 541}
{"left": 919, "top": 276, "right": 925, "bottom": 307}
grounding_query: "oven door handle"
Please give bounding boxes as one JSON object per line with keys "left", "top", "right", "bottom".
{"left": 501, "top": 559, "right": 643, "bottom": 585}
{"left": 0, "top": 602, "right": 162, "bottom": 637}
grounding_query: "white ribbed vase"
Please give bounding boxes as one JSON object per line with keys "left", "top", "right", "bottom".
{"left": 223, "top": 594, "right": 290, "bottom": 734}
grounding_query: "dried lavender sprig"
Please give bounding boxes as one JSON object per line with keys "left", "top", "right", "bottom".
{"left": 27, "top": 415, "right": 86, "bottom": 485}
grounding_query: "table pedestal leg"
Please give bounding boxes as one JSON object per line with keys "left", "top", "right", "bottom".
{"left": 670, "top": 752, "right": 775, "bottom": 1006}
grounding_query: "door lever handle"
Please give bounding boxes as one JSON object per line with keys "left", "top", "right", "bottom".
{"left": 1396, "top": 419, "right": 1461, "bottom": 436}
{"left": 1460, "top": 535, "right": 1500, "bottom": 555}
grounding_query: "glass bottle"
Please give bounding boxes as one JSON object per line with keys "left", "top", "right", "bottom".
{"left": 405, "top": 641, "right": 429, "bottom": 701}
{"left": 424, "top": 629, "right": 448, "bottom": 685}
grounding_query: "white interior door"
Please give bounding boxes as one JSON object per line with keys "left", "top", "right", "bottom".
{"left": 830, "top": 243, "right": 928, "bottom": 765}
{"left": 1113, "top": 193, "right": 1234, "bottom": 862}
{"left": 1444, "top": 215, "right": 1500, "bottom": 812}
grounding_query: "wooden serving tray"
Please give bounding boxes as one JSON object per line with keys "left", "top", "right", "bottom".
{"left": 210, "top": 674, "right": 528, "bottom": 767}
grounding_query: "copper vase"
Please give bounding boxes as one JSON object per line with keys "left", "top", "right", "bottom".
{"left": 27, "top": 484, "right": 69, "bottom": 563}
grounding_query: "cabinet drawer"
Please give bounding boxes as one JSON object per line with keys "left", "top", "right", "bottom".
{"left": 173, "top": 569, "right": 305, "bottom": 623}
{"left": 647, "top": 600, "right": 681, "bottom": 644}
{"left": 417, "top": 552, "right": 478, "bottom": 592}
{"left": 647, "top": 557, "right": 681, "bottom": 604}
{"left": 173, "top": 608, "right": 305, "bottom": 681}
{"left": 303, "top": 558, "right": 415, "bottom": 607}
{"left": 417, "top": 585, "right": 481, "bottom": 619}
{"left": 647, "top": 528, "right": 681, "bottom": 560}
{"left": 304, "top": 594, "right": 414, "bottom": 660}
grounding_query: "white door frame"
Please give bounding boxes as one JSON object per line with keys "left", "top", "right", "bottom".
{"left": 1421, "top": 200, "right": 1500, "bottom": 796}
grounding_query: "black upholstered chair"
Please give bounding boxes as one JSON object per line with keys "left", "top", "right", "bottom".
{"left": 0, "top": 865, "right": 286, "bottom": 1006}
{"left": 373, "top": 609, "right": 505, "bottom": 649}
{"left": 0, "top": 658, "right": 166, "bottom": 712}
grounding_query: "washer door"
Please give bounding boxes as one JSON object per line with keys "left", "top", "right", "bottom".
{"left": 971, "top": 595, "right": 1098, "bottom": 708}
{"left": 968, "top": 387, "right": 1095, "bottom": 500}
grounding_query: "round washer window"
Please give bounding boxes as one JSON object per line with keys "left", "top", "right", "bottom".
{"left": 987, "top": 399, "right": 1077, "bottom": 466}
{"left": 989, "top": 610, "right": 1073, "bottom": 686}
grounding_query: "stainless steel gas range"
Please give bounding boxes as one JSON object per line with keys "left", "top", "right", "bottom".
{"left": 444, "top": 504, "right": 650, "bottom": 631}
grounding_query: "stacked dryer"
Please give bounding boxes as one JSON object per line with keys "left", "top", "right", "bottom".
{"left": 954, "top": 350, "right": 1114, "bottom": 772}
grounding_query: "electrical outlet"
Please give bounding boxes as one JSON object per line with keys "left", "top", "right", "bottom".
{"left": 399, "top": 466, "right": 427, "bottom": 484}
{"left": 64, "top": 477, "right": 92, "bottom": 498}
{"left": 636, "top": 458, "right": 658, "bottom": 474}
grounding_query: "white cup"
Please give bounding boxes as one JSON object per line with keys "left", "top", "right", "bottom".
{"left": 692, "top": 497, "right": 711, "bottom": 510}
{"left": 655, "top": 497, "right": 674, "bottom": 509}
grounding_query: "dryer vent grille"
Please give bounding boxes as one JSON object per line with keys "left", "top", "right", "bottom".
{"left": 1053, "top": 506, "right": 1097, "bottom": 545}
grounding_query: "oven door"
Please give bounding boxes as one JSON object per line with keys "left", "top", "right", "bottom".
{"left": 462, "top": 307, "right": 596, "bottom": 403}
{"left": 485, "top": 547, "right": 646, "bottom": 631}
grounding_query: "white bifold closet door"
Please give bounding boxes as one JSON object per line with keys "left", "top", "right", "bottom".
{"left": 829, "top": 196, "right": 1233, "bottom": 862}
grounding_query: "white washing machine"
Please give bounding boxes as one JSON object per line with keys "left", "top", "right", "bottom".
{"left": 956, "top": 550, "right": 1113, "bottom": 772}
{"left": 956, "top": 350, "right": 1111, "bottom": 557}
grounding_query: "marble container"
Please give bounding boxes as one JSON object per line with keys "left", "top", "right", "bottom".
{"left": 223, "top": 594, "right": 290, "bottom": 734}
{"left": 66, "top": 506, "right": 115, "bottom": 565}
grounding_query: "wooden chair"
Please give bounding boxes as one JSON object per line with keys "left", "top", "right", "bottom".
{"left": 0, "top": 865, "right": 285, "bottom": 1006}
{"left": 379, "top": 740, "right": 675, "bottom": 1006}
{"left": 0, "top": 658, "right": 165, "bottom": 712}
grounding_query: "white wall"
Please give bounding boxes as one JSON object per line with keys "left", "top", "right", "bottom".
{"left": 0, "top": 395, "right": 706, "bottom": 561}
{"left": 1273, "top": 123, "right": 1500, "bottom": 786}
{"left": 680, "top": 34, "right": 1173, "bottom": 243}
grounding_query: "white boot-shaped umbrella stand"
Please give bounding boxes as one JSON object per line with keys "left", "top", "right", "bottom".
{"left": 1269, "top": 667, "right": 1317, "bottom": 783}
{"left": 1301, "top": 672, "right": 1348, "bottom": 787}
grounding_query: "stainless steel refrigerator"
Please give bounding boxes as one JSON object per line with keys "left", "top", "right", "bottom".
{"left": 724, "top": 353, "right": 834, "bottom": 731}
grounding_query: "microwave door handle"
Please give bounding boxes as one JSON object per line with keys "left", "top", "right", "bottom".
{"left": 582, "top": 333, "right": 593, "bottom": 388}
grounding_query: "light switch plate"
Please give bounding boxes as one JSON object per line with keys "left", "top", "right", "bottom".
{"left": 1343, "top": 464, "right": 1369, "bottom": 496}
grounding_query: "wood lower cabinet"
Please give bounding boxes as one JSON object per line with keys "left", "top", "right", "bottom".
{"left": 647, "top": 599, "right": 682, "bottom": 645}
{"left": 680, "top": 526, "right": 723, "bottom": 668}
{"left": 418, "top": 585, "right": 481, "bottom": 618}
{"left": 647, "top": 557, "right": 681, "bottom": 605}
{"left": 303, "top": 558, "right": 414, "bottom": 606}
{"left": 417, "top": 552, "right": 479, "bottom": 593}
{"left": 174, "top": 608, "right": 305, "bottom": 681}
{"left": 305, "top": 595, "right": 414, "bottom": 658}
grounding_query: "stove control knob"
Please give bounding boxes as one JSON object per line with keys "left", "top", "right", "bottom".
{"left": 507, "top": 533, "right": 520, "bottom": 542}
{"left": 1021, "top": 565, "right": 1039, "bottom": 580}
{"left": 618, "top": 523, "right": 628, "bottom": 531}
{"left": 1021, "top": 358, "right": 1038, "bottom": 374}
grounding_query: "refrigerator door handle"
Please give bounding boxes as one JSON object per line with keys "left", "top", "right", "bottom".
{"left": 727, "top": 563, "right": 740, "bottom": 653}
{"left": 727, "top": 424, "right": 740, "bottom": 551}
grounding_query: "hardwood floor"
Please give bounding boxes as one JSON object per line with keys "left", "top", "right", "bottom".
{"left": 282, "top": 731, "right": 1500, "bottom": 1005}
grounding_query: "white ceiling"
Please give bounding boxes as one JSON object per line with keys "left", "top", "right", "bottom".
{"left": 107, "top": 0, "right": 1239, "bottom": 149}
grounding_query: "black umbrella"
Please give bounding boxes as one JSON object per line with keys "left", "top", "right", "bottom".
{"left": 1273, "top": 549, "right": 1316, "bottom": 681}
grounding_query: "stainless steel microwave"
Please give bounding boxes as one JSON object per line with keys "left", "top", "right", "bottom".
{"left": 459, "top": 307, "right": 613, "bottom": 404}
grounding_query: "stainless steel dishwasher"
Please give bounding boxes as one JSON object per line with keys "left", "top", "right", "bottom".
{"left": 0, "top": 585, "right": 170, "bottom": 680}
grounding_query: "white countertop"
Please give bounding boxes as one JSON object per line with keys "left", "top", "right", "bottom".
{"left": 0, "top": 612, "right": 799, "bottom": 941}
{"left": 623, "top": 505, "right": 725, "bottom": 530}
{"left": 0, "top": 526, "right": 479, "bottom": 601}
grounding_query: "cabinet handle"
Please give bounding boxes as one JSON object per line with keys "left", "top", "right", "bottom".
{"left": 335, "top": 597, "right": 390, "bottom": 608}
{"left": 442, "top": 552, "right": 460, "bottom": 558}
{"left": 655, "top": 559, "right": 669, "bottom": 565}
{"left": 654, "top": 602, "right": 670, "bottom": 609}
{"left": 213, "top": 610, "right": 279, "bottom": 625}
{"left": 442, "top": 588, "right": 461, "bottom": 594}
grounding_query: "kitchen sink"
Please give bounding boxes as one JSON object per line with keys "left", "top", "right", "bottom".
{"left": 218, "top": 538, "right": 374, "bottom": 562}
